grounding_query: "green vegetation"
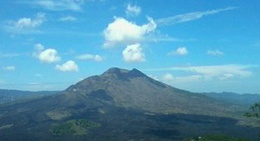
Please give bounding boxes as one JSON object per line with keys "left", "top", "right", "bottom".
{"left": 51, "top": 119, "right": 100, "bottom": 136}
{"left": 245, "top": 103, "right": 260, "bottom": 118}
{"left": 184, "top": 134, "right": 251, "bottom": 141}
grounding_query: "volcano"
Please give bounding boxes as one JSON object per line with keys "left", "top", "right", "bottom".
{"left": 0, "top": 67, "right": 258, "bottom": 141}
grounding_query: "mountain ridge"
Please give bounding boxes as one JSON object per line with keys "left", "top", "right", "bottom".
{"left": 0, "top": 67, "right": 249, "bottom": 117}
{"left": 62, "top": 67, "right": 235, "bottom": 116}
{"left": 0, "top": 89, "right": 58, "bottom": 105}
{"left": 0, "top": 67, "right": 258, "bottom": 141}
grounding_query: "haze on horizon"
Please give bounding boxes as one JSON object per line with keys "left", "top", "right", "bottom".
{"left": 0, "top": 0, "right": 259, "bottom": 94}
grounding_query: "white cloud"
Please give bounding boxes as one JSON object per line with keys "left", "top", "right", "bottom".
{"left": 149, "top": 64, "right": 254, "bottom": 81}
{"left": 122, "top": 43, "right": 145, "bottom": 63}
{"left": 16, "top": 13, "right": 45, "bottom": 29}
{"left": 147, "top": 64, "right": 257, "bottom": 93}
{"left": 103, "top": 17, "right": 157, "bottom": 47}
{"left": 4, "top": 13, "right": 46, "bottom": 33}
{"left": 156, "top": 7, "right": 237, "bottom": 26}
{"left": 59, "top": 16, "right": 77, "bottom": 22}
{"left": 3, "top": 66, "right": 16, "bottom": 71}
{"left": 162, "top": 73, "right": 202, "bottom": 84}
{"left": 180, "top": 65, "right": 253, "bottom": 79}
{"left": 126, "top": 4, "right": 141, "bottom": 16}
{"left": 39, "top": 49, "right": 61, "bottom": 63}
{"left": 76, "top": 53, "right": 103, "bottom": 61}
{"left": 162, "top": 73, "right": 174, "bottom": 81}
{"left": 162, "top": 73, "right": 201, "bottom": 85}
{"left": 33, "top": 44, "right": 61, "bottom": 63}
{"left": 55, "top": 60, "right": 79, "bottom": 72}
{"left": 34, "top": 43, "right": 45, "bottom": 51}
{"left": 168, "top": 47, "right": 188, "bottom": 56}
{"left": 32, "top": 0, "right": 85, "bottom": 11}
{"left": 207, "top": 49, "right": 224, "bottom": 56}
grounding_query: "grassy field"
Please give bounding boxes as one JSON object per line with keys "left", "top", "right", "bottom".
{"left": 51, "top": 119, "right": 100, "bottom": 136}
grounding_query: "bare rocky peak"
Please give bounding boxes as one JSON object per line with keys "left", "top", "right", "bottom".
{"left": 63, "top": 67, "right": 233, "bottom": 117}
{"left": 101, "top": 67, "right": 147, "bottom": 79}
{"left": 66, "top": 67, "right": 149, "bottom": 93}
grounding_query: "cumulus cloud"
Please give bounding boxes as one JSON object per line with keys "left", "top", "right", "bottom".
{"left": 156, "top": 7, "right": 237, "bottom": 26}
{"left": 55, "top": 60, "right": 79, "bottom": 72}
{"left": 207, "top": 49, "right": 224, "bottom": 56}
{"left": 3, "top": 66, "right": 16, "bottom": 71}
{"left": 125, "top": 4, "right": 141, "bottom": 16}
{"left": 122, "top": 43, "right": 145, "bottom": 63}
{"left": 168, "top": 47, "right": 188, "bottom": 56}
{"left": 5, "top": 13, "right": 46, "bottom": 33}
{"left": 103, "top": 17, "right": 157, "bottom": 47}
{"left": 38, "top": 49, "right": 61, "bottom": 63}
{"left": 32, "top": 0, "right": 85, "bottom": 11}
{"left": 16, "top": 13, "right": 45, "bottom": 29}
{"left": 33, "top": 44, "right": 61, "bottom": 63}
{"left": 76, "top": 53, "right": 103, "bottom": 62}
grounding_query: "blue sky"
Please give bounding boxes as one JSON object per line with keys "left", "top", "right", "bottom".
{"left": 0, "top": 0, "right": 259, "bottom": 93}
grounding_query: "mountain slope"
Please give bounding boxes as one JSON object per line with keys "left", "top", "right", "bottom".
{"left": 0, "top": 67, "right": 258, "bottom": 141}
{"left": 64, "top": 67, "right": 235, "bottom": 116}
{"left": 201, "top": 92, "right": 260, "bottom": 106}
{"left": 0, "top": 89, "right": 58, "bottom": 104}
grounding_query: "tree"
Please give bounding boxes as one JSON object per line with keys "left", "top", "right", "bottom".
{"left": 244, "top": 103, "right": 260, "bottom": 118}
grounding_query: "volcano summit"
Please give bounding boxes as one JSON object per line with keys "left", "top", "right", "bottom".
{"left": 0, "top": 68, "right": 258, "bottom": 141}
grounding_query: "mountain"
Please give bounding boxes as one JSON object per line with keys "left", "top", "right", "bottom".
{"left": 201, "top": 92, "right": 260, "bottom": 106}
{"left": 0, "top": 89, "right": 59, "bottom": 104}
{"left": 64, "top": 67, "right": 234, "bottom": 116}
{"left": 0, "top": 67, "right": 259, "bottom": 141}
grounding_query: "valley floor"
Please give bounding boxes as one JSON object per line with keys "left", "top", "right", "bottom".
{"left": 0, "top": 106, "right": 259, "bottom": 141}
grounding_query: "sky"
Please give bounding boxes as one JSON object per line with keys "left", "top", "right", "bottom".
{"left": 0, "top": 0, "right": 260, "bottom": 94}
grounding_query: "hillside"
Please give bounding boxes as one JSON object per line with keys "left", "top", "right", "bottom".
{"left": 0, "top": 67, "right": 259, "bottom": 141}
{"left": 0, "top": 89, "right": 59, "bottom": 104}
{"left": 63, "top": 67, "right": 238, "bottom": 117}
{"left": 201, "top": 92, "right": 260, "bottom": 106}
